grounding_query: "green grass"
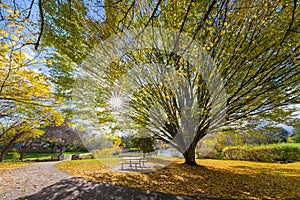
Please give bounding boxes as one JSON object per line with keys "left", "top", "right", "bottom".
{"left": 4, "top": 151, "right": 88, "bottom": 161}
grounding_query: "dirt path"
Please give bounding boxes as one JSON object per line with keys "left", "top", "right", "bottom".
{"left": 0, "top": 161, "right": 220, "bottom": 200}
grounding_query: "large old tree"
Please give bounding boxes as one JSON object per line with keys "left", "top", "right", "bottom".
{"left": 82, "top": 0, "right": 300, "bottom": 165}
{"left": 4, "top": 0, "right": 300, "bottom": 165}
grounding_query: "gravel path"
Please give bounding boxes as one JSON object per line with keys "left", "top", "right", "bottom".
{"left": 0, "top": 161, "right": 221, "bottom": 200}
{"left": 0, "top": 161, "right": 73, "bottom": 200}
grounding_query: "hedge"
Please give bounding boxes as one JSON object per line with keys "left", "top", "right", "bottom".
{"left": 222, "top": 143, "right": 300, "bottom": 162}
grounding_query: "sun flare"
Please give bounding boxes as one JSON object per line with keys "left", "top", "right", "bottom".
{"left": 109, "top": 94, "right": 124, "bottom": 110}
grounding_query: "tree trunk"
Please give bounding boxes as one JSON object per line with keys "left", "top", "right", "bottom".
{"left": 0, "top": 146, "right": 12, "bottom": 162}
{"left": 0, "top": 133, "right": 23, "bottom": 162}
{"left": 19, "top": 140, "right": 30, "bottom": 161}
{"left": 19, "top": 151, "right": 24, "bottom": 162}
{"left": 183, "top": 142, "right": 197, "bottom": 165}
{"left": 19, "top": 146, "right": 27, "bottom": 161}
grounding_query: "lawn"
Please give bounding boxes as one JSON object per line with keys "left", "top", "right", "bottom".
{"left": 55, "top": 158, "right": 300, "bottom": 199}
{"left": 4, "top": 151, "right": 88, "bottom": 161}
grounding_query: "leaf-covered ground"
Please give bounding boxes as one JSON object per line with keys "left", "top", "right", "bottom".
{"left": 55, "top": 159, "right": 300, "bottom": 199}
{"left": 0, "top": 162, "right": 34, "bottom": 173}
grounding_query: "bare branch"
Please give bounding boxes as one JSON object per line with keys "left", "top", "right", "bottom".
{"left": 26, "top": 0, "right": 35, "bottom": 19}
{"left": 280, "top": 0, "right": 298, "bottom": 46}
{"left": 144, "top": 0, "right": 161, "bottom": 28}
{"left": 35, "top": 0, "right": 44, "bottom": 50}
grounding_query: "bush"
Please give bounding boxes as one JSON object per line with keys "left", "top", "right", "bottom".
{"left": 222, "top": 143, "right": 300, "bottom": 162}
{"left": 92, "top": 146, "right": 122, "bottom": 158}
{"left": 10, "top": 149, "right": 20, "bottom": 162}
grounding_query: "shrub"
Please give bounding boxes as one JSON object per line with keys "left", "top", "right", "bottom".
{"left": 222, "top": 143, "right": 300, "bottom": 162}
{"left": 11, "top": 149, "right": 20, "bottom": 162}
{"left": 92, "top": 146, "right": 122, "bottom": 158}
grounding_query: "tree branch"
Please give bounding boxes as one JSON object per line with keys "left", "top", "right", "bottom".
{"left": 25, "top": 0, "right": 35, "bottom": 19}
{"left": 280, "top": 0, "right": 297, "bottom": 46}
{"left": 35, "top": 0, "right": 44, "bottom": 50}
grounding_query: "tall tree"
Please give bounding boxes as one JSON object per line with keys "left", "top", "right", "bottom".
{"left": 79, "top": 0, "right": 300, "bottom": 165}
{"left": 14, "top": 0, "right": 299, "bottom": 165}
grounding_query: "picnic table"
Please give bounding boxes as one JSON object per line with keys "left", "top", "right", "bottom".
{"left": 120, "top": 157, "right": 147, "bottom": 170}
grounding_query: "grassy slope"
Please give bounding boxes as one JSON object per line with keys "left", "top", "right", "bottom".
{"left": 0, "top": 152, "right": 88, "bottom": 173}
{"left": 4, "top": 151, "right": 88, "bottom": 161}
{"left": 55, "top": 158, "right": 300, "bottom": 199}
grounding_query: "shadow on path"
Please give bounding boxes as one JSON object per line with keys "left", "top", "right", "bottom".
{"left": 18, "top": 177, "right": 220, "bottom": 200}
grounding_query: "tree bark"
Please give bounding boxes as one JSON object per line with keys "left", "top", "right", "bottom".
{"left": 0, "top": 133, "right": 23, "bottom": 162}
{"left": 183, "top": 142, "right": 197, "bottom": 165}
{"left": 19, "top": 140, "right": 31, "bottom": 161}
{"left": 0, "top": 145, "right": 12, "bottom": 162}
{"left": 19, "top": 151, "right": 24, "bottom": 162}
{"left": 19, "top": 145, "right": 28, "bottom": 161}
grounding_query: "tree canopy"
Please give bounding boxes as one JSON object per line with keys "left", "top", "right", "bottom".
{"left": 74, "top": 0, "right": 300, "bottom": 165}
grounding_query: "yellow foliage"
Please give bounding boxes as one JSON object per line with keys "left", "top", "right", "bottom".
{"left": 31, "top": 129, "right": 45, "bottom": 138}
{"left": 0, "top": 5, "right": 63, "bottom": 146}
{"left": 52, "top": 111, "right": 64, "bottom": 126}
{"left": 113, "top": 137, "right": 122, "bottom": 147}
{"left": 0, "top": 3, "right": 9, "bottom": 9}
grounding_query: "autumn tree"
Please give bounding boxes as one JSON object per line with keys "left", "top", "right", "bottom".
{"left": 12, "top": 0, "right": 300, "bottom": 165}
{"left": 41, "top": 0, "right": 103, "bottom": 119}
{"left": 0, "top": 2, "right": 63, "bottom": 161}
{"left": 81, "top": 0, "right": 300, "bottom": 165}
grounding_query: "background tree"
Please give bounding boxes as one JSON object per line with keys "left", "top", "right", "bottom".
{"left": 131, "top": 137, "right": 156, "bottom": 157}
{"left": 41, "top": 122, "right": 82, "bottom": 155}
{"left": 260, "top": 127, "right": 289, "bottom": 144}
{"left": 120, "top": 135, "right": 134, "bottom": 150}
{"left": 131, "top": 129, "right": 156, "bottom": 157}
{"left": 290, "top": 124, "right": 300, "bottom": 143}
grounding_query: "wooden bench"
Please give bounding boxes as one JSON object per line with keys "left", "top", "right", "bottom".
{"left": 71, "top": 154, "right": 80, "bottom": 160}
{"left": 51, "top": 154, "right": 64, "bottom": 161}
{"left": 71, "top": 154, "right": 94, "bottom": 160}
{"left": 79, "top": 154, "right": 94, "bottom": 160}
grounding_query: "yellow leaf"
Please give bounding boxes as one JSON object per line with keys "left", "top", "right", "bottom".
{"left": 53, "top": 111, "right": 64, "bottom": 126}
{"left": 7, "top": 8, "right": 14, "bottom": 13}
{"left": 1, "top": 3, "right": 9, "bottom": 9}
{"left": 0, "top": 29, "right": 9, "bottom": 37}
{"left": 0, "top": 42, "right": 9, "bottom": 49}
{"left": 12, "top": 35, "right": 18, "bottom": 41}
